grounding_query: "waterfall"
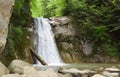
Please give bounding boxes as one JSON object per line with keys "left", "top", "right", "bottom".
{"left": 34, "top": 17, "right": 63, "bottom": 65}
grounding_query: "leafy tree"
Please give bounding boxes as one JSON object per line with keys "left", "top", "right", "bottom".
{"left": 30, "top": 0, "right": 66, "bottom": 17}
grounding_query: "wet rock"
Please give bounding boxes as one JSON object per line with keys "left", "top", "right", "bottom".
{"left": 0, "top": 62, "right": 9, "bottom": 76}
{"left": 8, "top": 60, "right": 32, "bottom": 74}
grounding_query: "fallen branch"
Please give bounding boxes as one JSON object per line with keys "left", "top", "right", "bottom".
{"left": 30, "top": 47, "right": 47, "bottom": 65}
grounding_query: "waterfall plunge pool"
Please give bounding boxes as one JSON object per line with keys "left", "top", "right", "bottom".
{"left": 33, "top": 63, "right": 120, "bottom": 71}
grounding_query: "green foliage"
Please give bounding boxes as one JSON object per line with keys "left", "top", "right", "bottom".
{"left": 55, "top": 0, "right": 66, "bottom": 16}
{"left": 30, "top": 0, "right": 45, "bottom": 17}
{"left": 93, "top": 26, "right": 110, "bottom": 42}
{"left": 30, "top": 0, "right": 66, "bottom": 17}
{"left": 11, "top": 0, "right": 31, "bottom": 26}
{"left": 102, "top": 44, "right": 119, "bottom": 57}
{"left": 14, "top": 0, "right": 24, "bottom": 14}
{"left": 64, "top": 0, "right": 120, "bottom": 56}
{"left": 7, "top": 26, "right": 24, "bottom": 54}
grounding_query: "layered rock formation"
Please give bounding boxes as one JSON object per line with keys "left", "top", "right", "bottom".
{"left": 0, "top": 0, "right": 14, "bottom": 54}
{"left": 50, "top": 17, "right": 120, "bottom": 63}
{"left": 50, "top": 17, "right": 81, "bottom": 63}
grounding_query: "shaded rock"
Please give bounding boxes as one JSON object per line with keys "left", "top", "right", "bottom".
{"left": 93, "top": 55, "right": 104, "bottom": 62}
{"left": 71, "top": 52, "right": 81, "bottom": 63}
{"left": 92, "top": 74, "right": 106, "bottom": 77}
{"left": 0, "top": 62, "right": 9, "bottom": 76}
{"left": 61, "top": 52, "right": 73, "bottom": 63}
{"left": 81, "top": 41, "right": 93, "bottom": 56}
{"left": 111, "top": 57, "right": 119, "bottom": 63}
{"left": 104, "top": 56, "right": 111, "bottom": 63}
{"left": 8, "top": 60, "right": 32, "bottom": 74}
{"left": 58, "top": 42, "right": 81, "bottom": 63}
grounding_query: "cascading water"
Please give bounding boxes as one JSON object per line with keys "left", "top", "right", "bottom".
{"left": 34, "top": 17, "right": 63, "bottom": 65}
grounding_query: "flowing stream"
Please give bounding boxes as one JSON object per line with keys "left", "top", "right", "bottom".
{"left": 34, "top": 17, "right": 63, "bottom": 65}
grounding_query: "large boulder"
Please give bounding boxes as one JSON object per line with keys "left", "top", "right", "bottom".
{"left": 0, "top": 0, "right": 14, "bottom": 54}
{"left": 0, "top": 62, "right": 9, "bottom": 76}
{"left": 8, "top": 60, "right": 32, "bottom": 74}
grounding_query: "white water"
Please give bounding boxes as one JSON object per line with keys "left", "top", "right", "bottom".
{"left": 34, "top": 17, "right": 63, "bottom": 65}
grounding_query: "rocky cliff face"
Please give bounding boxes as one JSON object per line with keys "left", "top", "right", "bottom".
{"left": 50, "top": 17, "right": 120, "bottom": 63}
{"left": 0, "top": 0, "right": 14, "bottom": 54}
{"left": 50, "top": 17, "right": 81, "bottom": 63}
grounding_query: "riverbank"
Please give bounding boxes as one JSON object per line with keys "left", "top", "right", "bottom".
{"left": 0, "top": 60, "right": 120, "bottom": 77}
